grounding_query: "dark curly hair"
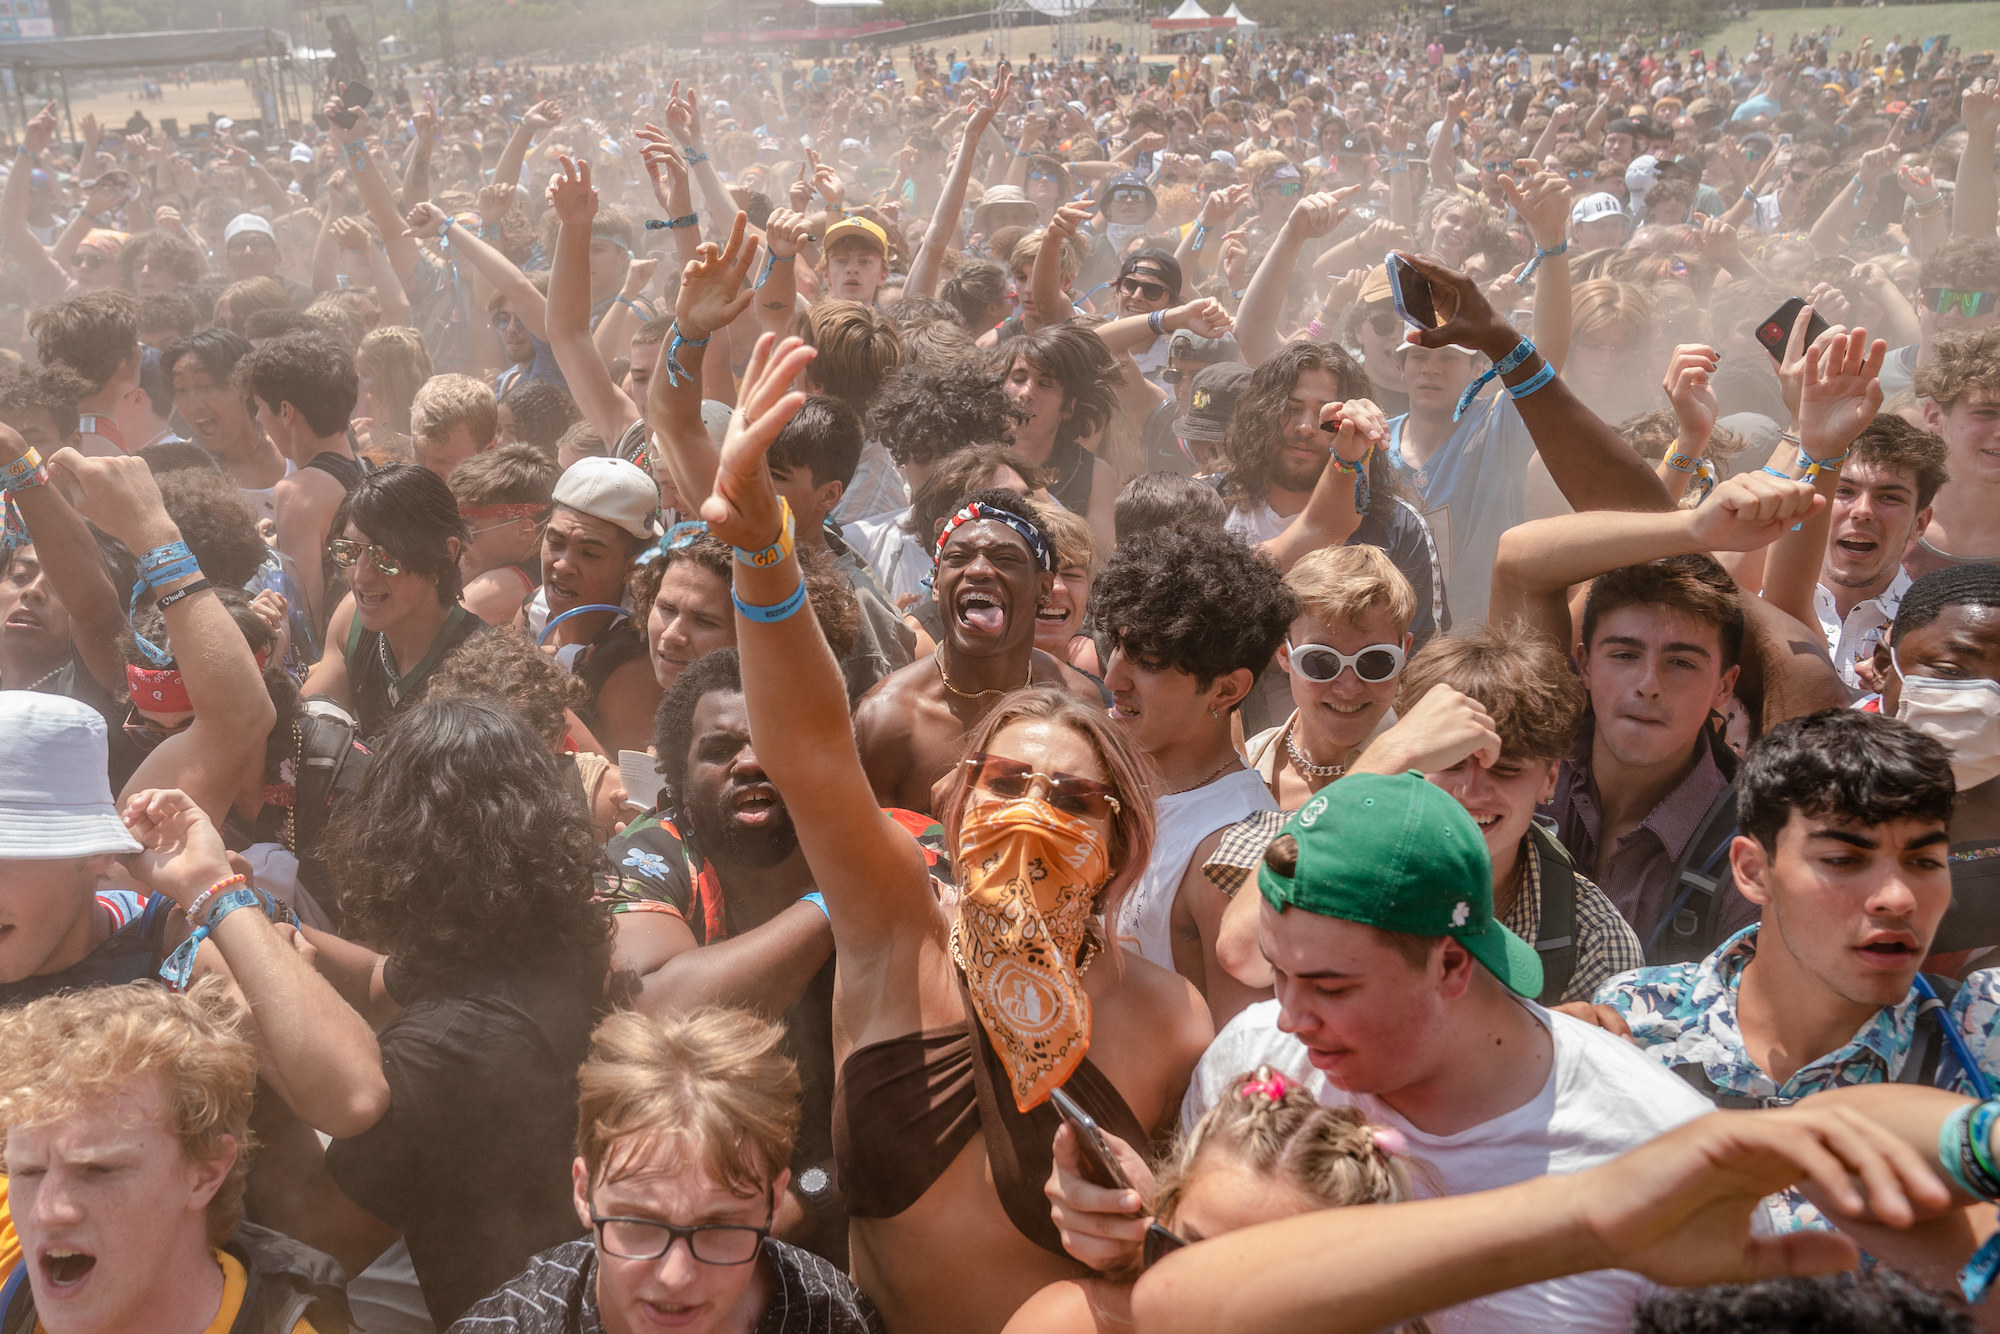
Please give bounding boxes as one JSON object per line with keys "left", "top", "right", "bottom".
{"left": 232, "top": 329, "right": 358, "bottom": 439}
{"left": 328, "top": 695, "right": 612, "bottom": 992}
{"left": 1092, "top": 525, "right": 1298, "bottom": 691}
{"left": 867, "top": 360, "right": 1028, "bottom": 469}
{"left": 1633, "top": 1269, "right": 1973, "bottom": 1334}
{"left": 425, "top": 625, "right": 586, "bottom": 749}
{"left": 1219, "top": 340, "right": 1381, "bottom": 513}
{"left": 1737, "top": 709, "right": 1954, "bottom": 855}
{"left": 156, "top": 468, "right": 268, "bottom": 588}
{"left": 500, "top": 378, "right": 582, "bottom": 454}
{"left": 628, "top": 534, "right": 861, "bottom": 660}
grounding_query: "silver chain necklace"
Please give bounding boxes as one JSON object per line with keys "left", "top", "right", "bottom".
{"left": 1285, "top": 727, "right": 1345, "bottom": 780}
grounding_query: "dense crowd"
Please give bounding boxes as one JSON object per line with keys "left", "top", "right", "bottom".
{"left": 6, "top": 15, "right": 2000, "bottom": 1334}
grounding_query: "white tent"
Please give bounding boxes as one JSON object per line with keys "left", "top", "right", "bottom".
{"left": 1166, "top": 0, "right": 1211, "bottom": 19}
{"left": 1222, "top": 3, "right": 1257, "bottom": 25}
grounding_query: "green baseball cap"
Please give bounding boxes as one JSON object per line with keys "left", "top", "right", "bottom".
{"left": 1258, "top": 771, "right": 1543, "bottom": 999}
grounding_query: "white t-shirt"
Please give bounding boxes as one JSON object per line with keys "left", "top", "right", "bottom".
{"left": 1186, "top": 999, "right": 1713, "bottom": 1334}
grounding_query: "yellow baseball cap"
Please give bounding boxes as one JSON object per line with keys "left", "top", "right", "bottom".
{"left": 821, "top": 215, "right": 888, "bottom": 256}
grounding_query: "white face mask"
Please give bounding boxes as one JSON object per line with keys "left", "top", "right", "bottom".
{"left": 1895, "top": 653, "right": 2000, "bottom": 790}
{"left": 1106, "top": 221, "right": 1150, "bottom": 252}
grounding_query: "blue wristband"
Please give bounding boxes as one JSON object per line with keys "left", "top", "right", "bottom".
{"left": 800, "top": 891, "right": 829, "bottom": 920}
{"left": 1506, "top": 359, "right": 1557, "bottom": 402}
{"left": 1454, "top": 337, "right": 1537, "bottom": 421}
{"left": 137, "top": 539, "right": 194, "bottom": 575}
{"left": 732, "top": 581, "right": 808, "bottom": 623}
{"left": 1515, "top": 239, "right": 1568, "bottom": 285}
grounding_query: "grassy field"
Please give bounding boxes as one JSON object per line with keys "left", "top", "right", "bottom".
{"left": 1701, "top": 3, "right": 2000, "bottom": 63}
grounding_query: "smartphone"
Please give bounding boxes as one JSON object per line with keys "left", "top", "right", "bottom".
{"left": 1776, "top": 131, "right": 1794, "bottom": 149}
{"left": 329, "top": 81, "right": 374, "bottom": 129}
{"left": 1755, "top": 297, "right": 1832, "bottom": 362}
{"left": 1911, "top": 97, "right": 1930, "bottom": 130}
{"left": 1386, "top": 253, "right": 1440, "bottom": 330}
{"left": 1050, "top": 1087, "right": 1132, "bottom": 1191}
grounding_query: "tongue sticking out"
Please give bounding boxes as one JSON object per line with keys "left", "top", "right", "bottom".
{"left": 964, "top": 604, "right": 1004, "bottom": 633}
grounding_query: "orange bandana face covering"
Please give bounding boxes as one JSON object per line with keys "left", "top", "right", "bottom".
{"left": 951, "top": 796, "right": 1110, "bottom": 1112}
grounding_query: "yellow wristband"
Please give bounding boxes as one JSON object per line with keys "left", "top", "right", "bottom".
{"left": 734, "top": 497, "right": 796, "bottom": 569}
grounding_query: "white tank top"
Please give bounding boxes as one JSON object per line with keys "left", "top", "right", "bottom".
{"left": 1116, "top": 767, "right": 1278, "bottom": 971}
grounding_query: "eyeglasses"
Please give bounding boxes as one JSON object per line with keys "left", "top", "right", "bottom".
{"left": 963, "top": 752, "right": 1122, "bottom": 820}
{"left": 1565, "top": 169, "right": 1594, "bottom": 180}
{"left": 1121, "top": 276, "right": 1170, "bottom": 302}
{"left": 490, "top": 311, "right": 525, "bottom": 332}
{"left": 1028, "top": 171, "right": 1057, "bottom": 183}
{"left": 590, "top": 1192, "right": 772, "bottom": 1265}
{"left": 1480, "top": 160, "right": 1511, "bottom": 175}
{"left": 1744, "top": 148, "right": 1766, "bottom": 163}
{"left": 122, "top": 706, "right": 194, "bottom": 753}
{"left": 1925, "top": 287, "right": 1999, "bottom": 319}
{"left": 1271, "top": 181, "right": 1303, "bottom": 198}
{"left": 69, "top": 252, "right": 112, "bottom": 271}
{"left": 1286, "top": 640, "right": 1406, "bottom": 683}
{"left": 327, "top": 538, "right": 405, "bottom": 576}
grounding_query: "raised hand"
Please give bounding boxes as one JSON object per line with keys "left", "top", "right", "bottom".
{"left": 411, "top": 107, "right": 436, "bottom": 146}
{"left": 331, "top": 215, "right": 372, "bottom": 252}
{"left": 154, "top": 204, "right": 186, "bottom": 236}
{"left": 400, "top": 201, "right": 451, "bottom": 240}
{"left": 477, "top": 180, "right": 516, "bottom": 223}
{"left": 1319, "top": 396, "right": 1387, "bottom": 464}
{"left": 522, "top": 98, "right": 563, "bottom": 131}
{"left": 808, "top": 148, "right": 845, "bottom": 209}
{"left": 1283, "top": 189, "right": 1354, "bottom": 242}
{"left": 1499, "top": 160, "right": 1572, "bottom": 249}
{"left": 676, "top": 209, "right": 760, "bottom": 338}
{"left": 1962, "top": 78, "right": 2000, "bottom": 137}
{"left": 1796, "top": 326, "right": 1886, "bottom": 464}
{"left": 1394, "top": 250, "right": 1516, "bottom": 360}
{"left": 621, "top": 254, "right": 661, "bottom": 300}
{"left": 1688, "top": 470, "right": 1825, "bottom": 552}
{"left": 121, "top": 789, "right": 236, "bottom": 912}
{"left": 1774, "top": 302, "right": 1826, "bottom": 420}
{"left": 1663, "top": 343, "right": 1720, "bottom": 446}
{"left": 546, "top": 154, "right": 597, "bottom": 228}
{"left": 702, "top": 332, "right": 818, "bottom": 545}
{"left": 763, "top": 207, "right": 813, "bottom": 260}
{"left": 1855, "top": 143, "right": 1898, "bottom": 184}
{"left": 636, "top": 124, "right": 688, "bottom": 214}
{"left": 21, "top": 101, "right": 57, "bottom": 157}
{"left": 1896, "top": 163, "right": 1939, "bottom": 202}
{"left": 1047, "top": 200, "right": 1093, "bottom": 245}
{"left": 1198, "top": 181, "right": 1250, "bottom": 228}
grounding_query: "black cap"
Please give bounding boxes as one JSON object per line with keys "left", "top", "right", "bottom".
{"left": 1173, "top": 362, "right": 1254, "bottom": 444}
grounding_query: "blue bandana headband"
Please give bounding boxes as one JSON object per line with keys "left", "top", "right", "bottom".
{"left": 930, "top": 502, "right": 1054, "bottom": 589}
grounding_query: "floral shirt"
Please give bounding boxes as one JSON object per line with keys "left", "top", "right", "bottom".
{"left": 1598, "top": 925, "right": 2000, "bottom": 1229}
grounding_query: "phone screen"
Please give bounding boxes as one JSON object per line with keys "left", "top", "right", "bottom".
{"left": 1387, "top": 254, "right": 1440, "bottom": 330}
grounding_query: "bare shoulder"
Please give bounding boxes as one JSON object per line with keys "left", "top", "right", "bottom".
{"left": 854, "top": 656, "right": 931, "bottom": 733}
{"left": 1043, "top": 652, "right": 1108, "bottom": 703}
{"left": 1111, "top": 945, "right": 1215, "bottom": 1052}
{"left": 1000, "top": 1279, "right": 1130, "bottom": 1334}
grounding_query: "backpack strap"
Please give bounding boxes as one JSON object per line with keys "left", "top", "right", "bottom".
{"left": 0, "top": 1262, "right": 30, "bottom": 1334}
{"left": 1643, "top": 780, "right": 1741, "bottom": 965}
{"left": 1670, "top": 1061, "right": 1795, "bottom": 1111}
{"left": 1528, "top": 824, "right": 1579, "bottom": 1005}
{"left": 341, "top": 605, "right": 366, "bottom": 679}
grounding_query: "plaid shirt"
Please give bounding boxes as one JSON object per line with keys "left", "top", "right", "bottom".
{"left": 1203, "top": 812, "right": 1641, "bottom": 1004}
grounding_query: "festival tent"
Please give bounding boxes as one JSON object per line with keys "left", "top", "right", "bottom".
{"left": 1221, "top": 4, "right": 1258, "bottom": 27}
{"left": 1151, "top": 0, "right": 1232, "bottom": 30}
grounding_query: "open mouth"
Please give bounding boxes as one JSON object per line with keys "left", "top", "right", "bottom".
{"left": 729, "top": 784, "right": 781, "bottom": 826}
{"left": 1109, "top": 695, "right": 1140, "bottom": 720}
{"left": 1856, "top": 936, "right": 1918, "bottom": 967}
{"left": 956, "top": 589, "right": 1006, "bottom": 636}
{"left": 1471, "top": 812, "right": 1502, "bottom": 831}
{"left": 4, "top": 612, "right": 42, "bottom": 629}
{"left": 1835, "top": 537, "right": 1878, "bottom": 556}
{"left": 40, "top": 1249, "right": 95, "bottom": 1287}
{"left": 1036, "top": 605, "right": 1069, "bottom": 625}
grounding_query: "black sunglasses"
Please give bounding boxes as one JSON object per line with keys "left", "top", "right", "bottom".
{"left": 1121, "top": 276, "right": 1170, "bottom": 302}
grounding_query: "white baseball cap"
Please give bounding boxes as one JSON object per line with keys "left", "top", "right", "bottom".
{"left": 0, "top": 693, "right": 142, "bottom": 858}
{"left": 1571, "top": 191, "right": 1628, "bottom": 227}
{"left": 223, "top": 212, "right": 277, "bottom": 246}
{"left": 554, "top": 456, "right": 662, "bottom": 539}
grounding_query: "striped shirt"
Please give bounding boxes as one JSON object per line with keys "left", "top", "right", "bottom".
{"left": 446, "top": 1238, "right": 884, "bottom": 1334}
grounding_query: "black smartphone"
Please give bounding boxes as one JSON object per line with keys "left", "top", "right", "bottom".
{"left": 1142, "top": 1223, "right": 1188, "bottom": 1268}
{"left": 1910, "top": 97, "right": 1930, "bottom": 131}
{"left": 1050, "top": 1086, "right": 1132, "bottom": 1191}
{"left": 1754, "top": 297, "right": 1831, "bottom": 362}
{"left": 329, "top": 81, "right": 374, "bottom": 130}
{"left": 1386, "top": 252, "right": 1440, "bottom": 330}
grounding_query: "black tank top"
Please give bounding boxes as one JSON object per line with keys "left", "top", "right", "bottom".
{"left": 342, "top": 605, "right": 486, "bottom": 741}
{"left": 1045, "top": 436, "right": 1094, "bottom": 517}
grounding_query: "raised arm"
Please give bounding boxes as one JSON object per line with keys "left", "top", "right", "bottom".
{"left": 1398, "top": 249, "right": 1670, "bottom": 515}
{"left": 704, "top": 334, "right": 935, "bottom": 965}
{"left": 1501, "top": 160, "right": 1573, "bottom": 372}
{"left": 1175, "top": 183, "right": 1245, "bottom": 287}
{"left": 1, "top": 427, "right": 125, "bottom": 693}
{"left": 544, "top": 155, "right": 642, "bottom": 444}
{"left": 663, "top": 82, "right": 742, "bottom": 244}
{"left": 1490, "top": 470, "right": 1823, "bottom": 648}
{"left": 324, "top": 100, "right": 421, "bottom": 287}
{"left": 397, "top": 108, "right": 435, "bottom": 214}
{"left": 1656, "top": 344, "right": 1721, "bottom": 506}
{"left": 493, "top": 99, "right": 562, "bottom": 204}
{"left": 646, "top": 211, "right": 760, "bottom": 515}
{"left": 1955, "top": 79, "right": 1999, "bottom": 243}
{"left": 908, "top": 69, "right": 1010, "bottom": 299}
{"left": 593, "top": 253, "right": 660, "bottom": 367}
{"left": 123, "top": 788, "right": 389, "bottom": 1139}
{"left": 404, "top": 198, "right": 548, "bottom": 340}
{"left": 3, "top": 105, "right": 73, "bottom": 300}
{"left": 1236, "top": 189, "right": 1354, "bottom": 366}
{"left": 1256, "top": 399, "right": 1387, "bottom": 572}
{"left": 44, "top": 449, "right": 275, "bottom": 821}
{"left": 1034, "top": 203, "right": 1089, "bottom": 328}
{"left": 1806, "top": 145, "right": 1896, "bottom": 259}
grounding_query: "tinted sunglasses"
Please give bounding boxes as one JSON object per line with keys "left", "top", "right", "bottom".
{"left": 1287, "top": 640, "right": 1406, "bottom": 683}
{"left": 1121, "top": 276, "right": 1170, "bottom": 302}
{"left": 122, "top": 705, "right": 194, "bottom": 753}
{"left": 1565, "top": 169, "right": 1594, "bottom": 180}
{"left": 1366, "top": 311, "right": 1400, "bottom": 337}
{"left": 1788, "top": 169, "right": 1814, "bottom": 184}
{"left": 1143, "top": 1223, "right": 1189, "bottom": 1268}
{"left": 1028, "top": 170, "right": 1058, "bottom": 183}
{"left": 1109, "top": 187, "right": 1150, "bottom": 206}
{"left": 962, "top": 752, "right": 1122, "bottom": 820}
{"left": 327, "top": 537, "right": 405, "bottom": 576}
{"left": 1925, "top": 287, "right": 1999, "bottom": 318}
{"left": 490, "top": 310, "right": 525, "bottom": 332}
{"left": 1271, "top": 181, "right": 1302, "bottom": 198}
{"left": 1480, "top": 160, "right": 1511, "bottom": 175}
{"left": 69, "top": 252, "right": 112, "bottom": 271}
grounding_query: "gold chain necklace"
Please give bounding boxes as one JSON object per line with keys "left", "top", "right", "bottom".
{"left": 1163, "top": 756, "right": 1244, "bottom": 797}
{"left": 936, "top": 646, "right": 1033, "bottom": 699}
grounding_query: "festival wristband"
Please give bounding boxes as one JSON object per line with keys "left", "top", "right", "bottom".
{"left": 154, "top": 578, "right": 213, "bottom": 612}
{"left": 734, "top": 499, "right": 796, "bottom": 569}
{"left": 1515, "top": 239, "right": 1567, "bottom": 285}
{"left": 801, "top": 891, "right": 829, "bottom": 920}
{"left": 1, "top": 447, "right": 44, "bottom": 491}
{"left": 184, "top": 873, "right": 248, "bottom": 927}
{"left": 1147, "top": 309, "right": 1167, "bottom": 336}
{"left": 732, "top": 580, "right": 809, "bottom": 623}
{"left": 1455, "top": 337, "right": 1537, "bottom": 421}
{"left": 137, "top": 538, "right": 195, "bottom": 575}
{"left": 616, "top": 295, "right": 645, "bottom": 315}
{"left": 1326, "top": 444, "right": 1372, "bottom": 513}
{"left": 1663, "top": 448, "right": 1702, "bottom": 474}
{"left": 646, "top": 212, "right": 699, "bottom": 230}
{"left": 1506, "top": 359, "right": 1557, "bottom": 402}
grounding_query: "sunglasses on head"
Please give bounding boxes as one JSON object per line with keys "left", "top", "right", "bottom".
{"left": 962, "top": 752, "right": 1121, "bottom": 821}
{"left": 1121, "top": 276, "right": 1170, "bottom": 302}
{"left": 1286, "top": 640, "right": 1406, "bottom": 683}
{"left": 1925, "top": 287, "right": 1999, "bottom": 318}
{"left": 327, "top": 537, "right": 405, "bottom": 576}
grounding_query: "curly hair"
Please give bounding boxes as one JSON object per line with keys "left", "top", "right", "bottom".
{"left": 0, "top": 362, "right": 88, "bottom": 440}
{"left": 1633, "top": 1269, "right": 1973, "bottom": 1334}
{"left": 628, "top": 535, "right": 859, "bottom": 661}
{"left": 867, "top": 360, "right": 1027, "bottom": 468}
{"left": 1219, "top": 340, "right": 1379, "bottom": 512}
{"left": 328, "top": 695, "right": 612, "bottom": 991}
{"left": 652, "top": 647, "right": 744, "bottom": 797}
{"left": 501, "top": 378, "right": 582, "bottom": 453}
{"left": 1737, "top": 709, "right": 1954, "bottom": 856}
{"left": 156, "top": 467, "right": 268, "bottom": 588}
{"left": 1915, "top": 326, "right": 2000, "bottom": 410}
{"left": 0, "top": 979, "right": 257, "bottom": 1248}
{"left": 234, "top": 329, "right": 358, "bottom": 438}
{"left": 425, "top": 625, "right": 586, "bottom": 749}
{"left": 1093, "top": 525, "right": 1298, "bottom": 691}
{"left": 120, "top": 229, "right": 208, "bottom": 290}
{"left": 28, "top": 288, "right": 139, "bottom": 393}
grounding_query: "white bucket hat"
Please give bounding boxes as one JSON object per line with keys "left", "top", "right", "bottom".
{"left": 0, "top": 693, "right": 142, "bottom": 857}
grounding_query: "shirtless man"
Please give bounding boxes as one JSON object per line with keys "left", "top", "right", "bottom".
{"left": 851, "top": 490, "right": 1102, "bottom": 814}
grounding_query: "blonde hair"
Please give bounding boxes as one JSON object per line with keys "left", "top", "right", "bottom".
{"left": 1010, "top": 230, "right": 1084, "bottom": 287}
{"left": 411, "top": 372, "right": 499, "bottom": 449}
{"left": 355, "top": 326, "right": 435, "bottom": 440}
{"left": 576, "top": 1008, "right": 800, "bottom": 1198}
{"left": 1030, "top": 497, "right": 1096, "bottom": 575}
{"left": 1570, "top": 277, "right": 1654, "bottom": 346}
{"left": 1285, "top": 544, "right": 1415, "bottom": 633}
{"left": 0, "top": 980, "right": 257, "bottom": 1246}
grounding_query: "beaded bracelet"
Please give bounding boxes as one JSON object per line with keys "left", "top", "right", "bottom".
{"left": 732, "top": 580, "right": 808, "bottom": 623}
{"left": 735, "top": 498, "right": 796, "bottom": 569}
{"left": 1327, "top": 444, "right": 1372, "bottom": 514}
{"left": 182, "top": 873, "right": 247, "bottom": 928}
